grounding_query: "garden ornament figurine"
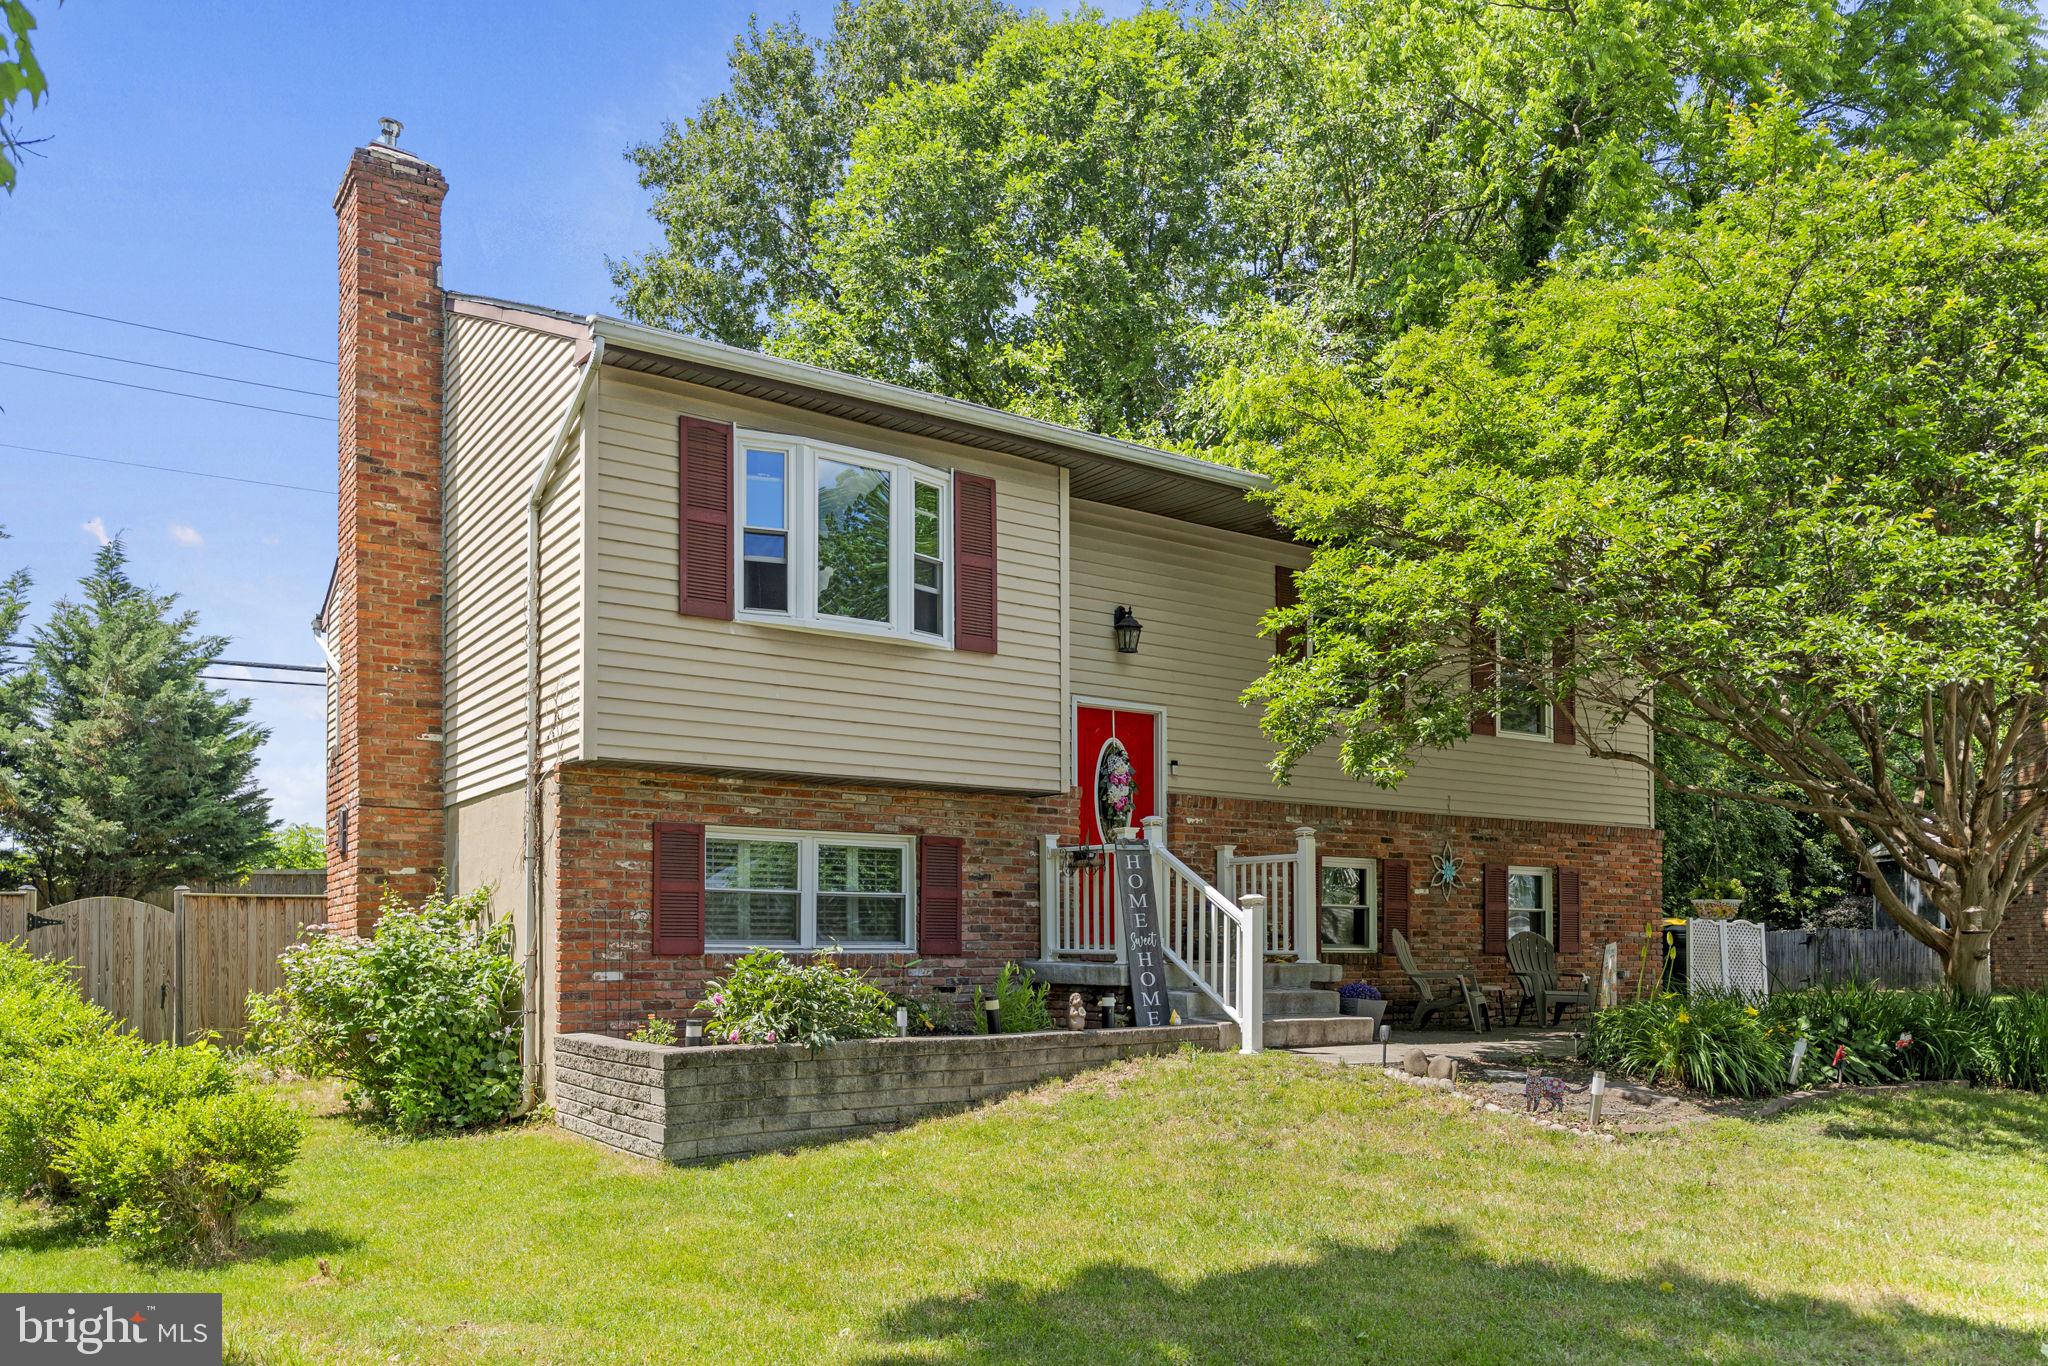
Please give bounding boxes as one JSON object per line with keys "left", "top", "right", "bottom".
{"left": 1067, "top": 992, "right": 1087, "bottom": 1031}
{"left": 1524, "top": 1073, "right": 1568, "bottom": 1113}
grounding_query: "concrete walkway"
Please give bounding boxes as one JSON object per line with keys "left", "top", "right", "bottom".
{"left": 1291, "top": 1025, "right": 1586, "bottom": 1070}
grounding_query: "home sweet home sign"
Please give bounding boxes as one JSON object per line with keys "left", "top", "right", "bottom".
{"left": 1114, "top": 840, "right": 1169, "bottom": 1027}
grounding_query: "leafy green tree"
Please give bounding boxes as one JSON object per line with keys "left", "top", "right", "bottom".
{"left": 0, "top": 541, "right": 270, "bottom": 900}
{"left": 1, "top": 1, "right": 53, "bottom": 193}
{"left": 617, "top": 0, "right": 2045, "bottom": 439}
{"left": 1237, "top": 119, "right": 2048, "bottom": 994}
{"left": 610, "top": 0, "right": 1014, "bottom": 347}
{"left": 242, "top": 822, "right": 325, "bottom": 872}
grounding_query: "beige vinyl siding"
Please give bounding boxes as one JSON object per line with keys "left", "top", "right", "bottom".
{"left": 441, "top": 313, "right": 585, "bottom": 804}
{"left": 1069, "top": 500, "right": 1656, "bottom": 828}
{"left": 585, "top": 371, "right": 1065, "bottom": 792}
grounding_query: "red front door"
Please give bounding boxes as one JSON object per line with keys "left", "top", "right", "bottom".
{"left": 1076, "top": 705, "right": 1160, "bottom": 845}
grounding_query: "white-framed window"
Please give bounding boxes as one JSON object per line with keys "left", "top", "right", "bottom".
{"left": 735, "top": 432, "right": 951, "bottom": 645}
{"left": 1495, "top": 631, "right": 1552, "bottom": 739}
{"left": 1507, "top": 865, "right": 1554, "bottom": 943}
{"left": 1319, "top": 858, "right": 1379, "bottom": 952}
{"left": 705, "top": 828, "right": 915, "bottom": 951}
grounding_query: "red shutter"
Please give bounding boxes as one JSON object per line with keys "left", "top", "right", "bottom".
{"left": 953, "top": 472, "right": 998, "bottom": 654}
{"left": 651, "top": 822, "right": 706, "bottom": 956}
{"left": 677, "top": 416, "right": 734, "bottom": 620}
{"left": 1482, "top": 862, "right": 1509, "bottom": 953}
{"left": 1552, "top": 638, "right": 1576, "bottom": 746}
{"left": 1381, "top": 858, "right": 1410, "bottom": 949}
{"left": 1275, "top": 565, "right": 1304, "bottom": 661}
{"left": 918, "top": 835, "right": 965, "bottom": 956}
{"left": 1556, "top": 867, "right": 1581, "bottom": 950}
{"left": 1470, "top": 620, "right": 1496, "bottom": 736}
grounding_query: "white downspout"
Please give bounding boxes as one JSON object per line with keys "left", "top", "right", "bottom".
{"left": 521, "top": 327, "right": 604, "bottom": 1103}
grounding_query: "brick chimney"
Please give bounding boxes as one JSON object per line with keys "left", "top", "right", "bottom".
{"left": 327, "top": 121, "right": 448, "bottom": 933}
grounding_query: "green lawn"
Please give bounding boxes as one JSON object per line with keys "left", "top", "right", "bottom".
{"left": 4, "top": 1052, "right": 2046, "bottom": 1364}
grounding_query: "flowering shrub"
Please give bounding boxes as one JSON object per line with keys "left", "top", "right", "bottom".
{"left": 1337, "top": 982, "right": 1384, "bottom": 1000}
{"left": 246, "top": 886, "right": 522, "bottom": 1133}
{"left": 694, "top": 949, "right": 896, "bottom": 1047}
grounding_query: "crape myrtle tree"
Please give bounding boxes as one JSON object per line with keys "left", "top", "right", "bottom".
{"left": 0, "top": 540, "right": 271, "bottom": 900}
{"left": 1234, "top": 116, "right": 2048, "bottom": 995}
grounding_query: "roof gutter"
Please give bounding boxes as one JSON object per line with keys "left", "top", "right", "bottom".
{"left": 587, "top": 315, "right": 1268, "bottom": 496}
{"left": 520, "top": 325, "right": 603, "bottom": 1104}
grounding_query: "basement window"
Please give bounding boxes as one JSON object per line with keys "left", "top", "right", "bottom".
{"left": 705, "top": 828, "right": 914, "bottom": 952}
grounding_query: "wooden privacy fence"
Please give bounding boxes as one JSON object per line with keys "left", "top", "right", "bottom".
{"left": 1766, "top": 924, "right": 1943, "bottom": 992}
{"left": 0, "top": 884, "right": 326, "bottom": 1044}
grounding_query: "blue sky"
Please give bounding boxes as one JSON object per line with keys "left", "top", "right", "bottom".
{"left": 2, "top": 3, "right": 1140, "bottom": 826}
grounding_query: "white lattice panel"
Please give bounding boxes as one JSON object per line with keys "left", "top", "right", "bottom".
{"left": 1688, "top": 918, "right": 1769, "bottom": 1001}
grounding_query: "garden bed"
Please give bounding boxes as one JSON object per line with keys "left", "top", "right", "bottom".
{"left": 554, "top": 1024, "right": 1230, "bottom": 1163}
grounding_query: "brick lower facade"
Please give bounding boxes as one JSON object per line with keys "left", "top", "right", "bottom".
{"left": 549, "top": 764, "right": 1073, "bottom": 1038}
{"left": 540, "top": 764, "right": 1664, "bottom": 1040}
{"left": 1167, "top": 793, "right": 1664, "bottom": 1016}
{"left": 1995, "top": 875, "right": 2048, "bottom": 991}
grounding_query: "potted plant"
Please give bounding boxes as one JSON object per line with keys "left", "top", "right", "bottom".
{"left": 1338, "top": 981, "right": 1386, "bottom": 1027}
{"left": 1690, "top": 874, "right": 1746, "bottom": 919}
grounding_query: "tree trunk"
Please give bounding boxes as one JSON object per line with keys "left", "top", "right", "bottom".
{"left": 1943, "top": 928, "right": 1994, "bottom": 997}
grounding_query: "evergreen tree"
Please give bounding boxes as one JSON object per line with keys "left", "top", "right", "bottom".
{"left": 0, "top": 540, "right": 270, "bottom": 900}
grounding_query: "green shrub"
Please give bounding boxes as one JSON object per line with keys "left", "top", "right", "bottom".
{"left": 628, "top": 1015, "right": 678, "bottom": 1046}
{"left": 695, "top": 949, "right": 896, "bottom": 1046}
{"left": 245, "top": 885, "right": 521, "bottom": 1134}
{"left": 1987, "top": 992, "right": 2048, "bottom": 1091}
{"left": 1588, "top": 992, "right": 1788, "bottom": 1097}
{"left": 0, "top": 942, "right": 109, "bottom": 1062}
{"left": 1762, "top": 981, "right": 2000, "bottom": 1087}
{"left": 972, "top": 962, "right": 1055, "bottom": 1034}
{"left": 0, "top": 1019, "right": 235, "bottom": 1206}
{"left": 57, "top": 1089, "right": 304, "bottom": 1261}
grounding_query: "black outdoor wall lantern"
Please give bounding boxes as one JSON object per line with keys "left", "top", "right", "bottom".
{"left": 1112, "top": 605, "right": 1144, "bottom": 654}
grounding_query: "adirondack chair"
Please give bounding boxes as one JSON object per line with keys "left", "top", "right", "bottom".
{"left": 1505, "top": 931, "right": 1593, "bottom": 1025}
{"left": 1390, "top": 927, "right": 1482, "bottom": 1030}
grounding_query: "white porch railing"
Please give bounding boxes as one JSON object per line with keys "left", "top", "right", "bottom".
{"left": 1039, "top": 816, "right": 1262, "bottom": 1053}
{"left": 1216, "top": 826, "right": 1318, "bottom": 964}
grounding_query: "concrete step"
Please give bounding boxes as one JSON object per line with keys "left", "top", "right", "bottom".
{"left": 1262, "top": 1016, "right": 1381, "bottom": 1049}
{"left": 1168, "top": 986, "right": 1342, "bottom": 1023}
{"left": 1262, "top": 959, "right": 1343, "bottom": 990}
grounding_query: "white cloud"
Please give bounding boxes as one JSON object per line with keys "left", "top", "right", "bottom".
{"left": 82, "top": 516, "right": 111, "bottom": 546}
{"left": 169, "top": 522, "right": 204, "bottom": 549}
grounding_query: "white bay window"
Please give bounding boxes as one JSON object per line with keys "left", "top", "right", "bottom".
{"left": 705, "top": 829, "right": 915, "bottom": 951}
{"left": 736, "top": 433, "right": 951, "bottom": 644}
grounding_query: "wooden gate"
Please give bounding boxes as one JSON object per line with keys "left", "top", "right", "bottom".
{"left": 0, "top": 885, "right": 325, "bottom": 1044}
{"left": 0, "top": 893, "right": 178, "bottom": 1042}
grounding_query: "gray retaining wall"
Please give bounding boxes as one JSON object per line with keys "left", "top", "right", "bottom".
{"left": 554, "top": 1024, "right": 1232, "bottom": 1163}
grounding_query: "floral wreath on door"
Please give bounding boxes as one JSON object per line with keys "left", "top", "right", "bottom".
{"left": 1095, "top": 738, "right": 1137, "bottom": 841}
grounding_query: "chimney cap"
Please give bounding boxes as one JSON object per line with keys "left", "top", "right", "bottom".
{"left": 376, "top": 117, "right": 404, "bottom": 148}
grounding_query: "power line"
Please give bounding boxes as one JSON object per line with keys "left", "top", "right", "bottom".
{"left": 202, "top": 674, "right": 325, "bottom": 688}
{"left": 0, "top": 294, "right": 334, "bottom": 366}
{"left": 2, "top": 642, "right": 324, "bottom": 675}
{"left": 0, "top": 441, "right": 335, "bottom": 496}
{"left": 0, "top": 359, "right": 334, "bottom": 422}
{"left": 0, "top": 335, "right": 336, "bottom": 399}
{"left": 216, "top": 657, "right": 323, "bottom": 674}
